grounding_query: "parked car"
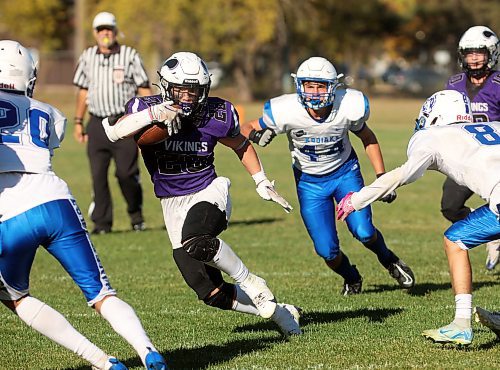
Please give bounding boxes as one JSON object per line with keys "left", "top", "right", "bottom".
{"left": 391, "top": 67, "right": 447, "bottom": 97}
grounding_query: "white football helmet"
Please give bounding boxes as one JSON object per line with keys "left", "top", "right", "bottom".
{"left": 0, "top": 40, "right": 37, "bottom": 97}
{"left": 415, "top": 90, "right": 473, "bottom": 131}
{"left": 158, "top": 52, "right": 211, "bottom": 116}
{"left": 458, "top": 26, "right": 499, "bottom": 77}
{"left": 291, "top": 57, "right": 343, "bottom": 110}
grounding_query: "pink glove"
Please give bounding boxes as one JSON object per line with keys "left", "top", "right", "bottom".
{"left": 336, "top": 192, "right": 355, "bottom": 221}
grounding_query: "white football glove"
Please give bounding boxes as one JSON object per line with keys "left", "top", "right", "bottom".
{"left": 254, "top": 176, "right": 293, "bottom": 213}
{"left": 148, "top": 101, "right": 182, "bottom": 136}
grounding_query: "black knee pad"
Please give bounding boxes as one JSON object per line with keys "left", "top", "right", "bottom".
{"left": 181, "top": 202, "right": 228, "bottom": 262}
{"left": 182, "top": 201, "right": 228, "bottom": 240}
{"left": 203, "top": 282, "right": 236, "bottom": 310}
{"left": 182, "top": 234, "right": 220, "bottom": 262}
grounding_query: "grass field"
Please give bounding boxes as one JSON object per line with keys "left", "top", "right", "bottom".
{"left": 1, "top": 87, "right": 499, "bottom": 369}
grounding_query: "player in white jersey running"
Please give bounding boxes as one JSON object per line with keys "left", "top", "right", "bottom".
{"left": 242, "top": 56, "right": 415, "bottom": 295}
{"left": 0, "top": 40, "right": 167, "bottom": 369}
{"left": 336, "top": 89, "right": 500, "bottom": 345}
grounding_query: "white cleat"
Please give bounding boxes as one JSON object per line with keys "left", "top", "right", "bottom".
{"left": 239, "top": 273, "right": 277, "bottom": 319}
{"left": 485, "top": 240, "right": 500, "bottom": 270}
{"left": 272, "top": 303, "right": 302, "bottom": 338}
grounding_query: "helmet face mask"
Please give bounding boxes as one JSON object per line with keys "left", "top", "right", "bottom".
{"left": 0, "top": 40, "right": 37, "bottom": 97}
{"left": 291, "top": 57, "right": 343, "bottom": 110}
{"left": 158, "top": 52, "right": 211, "bottom": 117}
{"left": 458, "top": 26, "right": 499, "bottom": 78}
{"left": 415, "top": 90, "right": 473, "bottom": 132}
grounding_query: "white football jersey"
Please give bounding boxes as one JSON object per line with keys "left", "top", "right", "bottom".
{"left": 352, "top": 122, "right": 500, "bottom": 213}
{"left": 0, "top": 91, "right": 72, "bottom": 221}
{"left": 261, "top": 88, "right": 369, "bottom": 175}
{"left": 0, "top": 91, "right": 66, "bottom": 173}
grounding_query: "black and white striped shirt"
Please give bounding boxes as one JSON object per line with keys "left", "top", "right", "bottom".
{"left": 73, "top": 44, "right": 150, "bottom": 117}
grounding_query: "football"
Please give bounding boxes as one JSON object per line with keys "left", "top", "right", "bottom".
{"left": 134, "top": 122, "right": 169, "bottom": 146}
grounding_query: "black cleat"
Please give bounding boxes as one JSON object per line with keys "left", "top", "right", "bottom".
{"left": 342, "top": 277, "right": 363, "bottom": 296}
{"left": 387, "top": 259, "right": 415, "bottom": 288}
{"left": 475, "top": 306, "right": 500, "bottom": 337}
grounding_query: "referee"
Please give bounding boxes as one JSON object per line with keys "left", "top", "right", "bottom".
{"left": 73, "top": 12, "right": 151, "bottom": 234}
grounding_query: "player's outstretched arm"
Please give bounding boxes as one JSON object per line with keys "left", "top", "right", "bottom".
{"left": 102, "top": 101, "right": 182, "bottom": 142}
{"left": 354, "top": 125, "right": 397, "bottom": 203}
{"left": 241, "top": 119, "right": 276, "bottom": 147}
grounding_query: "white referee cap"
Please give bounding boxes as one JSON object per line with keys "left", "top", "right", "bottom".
{"left": 93, "top": 12, "right": 117, "bottom": 29}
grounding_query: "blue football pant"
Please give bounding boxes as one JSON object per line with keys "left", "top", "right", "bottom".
{"left": 0, "top": 199, "right": 115, "bottom": 305}
{"left": 296, "top": 164, "right": 376, "bottom": 260}
{"left": 445, "top": 204, "right": 500, "bottom": 250}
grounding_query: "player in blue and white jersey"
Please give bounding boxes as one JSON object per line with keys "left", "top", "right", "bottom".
{"left": 0, "top": 40, "right": 166, "bottom": 370}
{"left": 336, "top": 90, "right": 500, "bottom": 345}
{"left": 242, "top": 57, "right": 415, "bottom": 295}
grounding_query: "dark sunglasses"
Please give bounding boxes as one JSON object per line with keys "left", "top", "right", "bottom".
{"left": 95, "top": 26, "right": 115, "bottom": 32}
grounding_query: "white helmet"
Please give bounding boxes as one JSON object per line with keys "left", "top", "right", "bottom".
{"left": 92, "top": 12, "right": 117, "bottom": 29}
{"left": 291, "top": 57, "right": 343, "bottom": 109}
{"left": 0, "top": 40, "right": 37, "bottom": 97}
{"left": 458, "top": 26, "right": 499, "bottom": 77}
{"left": 415, "top": 90, "right": 473, "bottom": 131}
{"left": 158, "top": 52, "right": 211, "bottom": 116}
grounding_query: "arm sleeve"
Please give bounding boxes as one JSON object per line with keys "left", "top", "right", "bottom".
{"left": 103, "top": 97, "right": 153, "bottom": 142}
{"left": 351, "top": 148, "right": 434, "bottom": 210}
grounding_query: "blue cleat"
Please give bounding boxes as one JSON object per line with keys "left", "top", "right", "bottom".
{"left": 422, "top": 322, "right": 473, "bottom": 345}
{"left": 145, "top": 348, "right": 168, "bottom": 370}
{"left": 92, "top": 357, "right": 128, "bottom": 370}
{"left": 109, "top": 358, "right": 128, "bottom": 370}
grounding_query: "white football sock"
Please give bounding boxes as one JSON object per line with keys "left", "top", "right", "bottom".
{"left": 209, "top": 239, "right": 249, "bottom": 283}
{"left": 99, "top": 296, "right": 156, "bottom": 365}
{"left": 232, "top": 285, "right": 260, "bottom": 315}
{"left": 454, "top": 293, "right": 472, "bottom": 327}
{"left": 15, "top": 296, "right": 108, "bottom": 369}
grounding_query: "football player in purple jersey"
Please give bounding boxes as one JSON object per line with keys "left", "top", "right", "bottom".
{"left": 102, "top": 52, "right": 302, "bottom": 338}
{"left": 441, "top": 26, "right": 500, "bottom": 271}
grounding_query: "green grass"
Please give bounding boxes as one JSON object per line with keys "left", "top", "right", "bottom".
{"left": 1, "top": 88, "right": 499, "bottom": 369}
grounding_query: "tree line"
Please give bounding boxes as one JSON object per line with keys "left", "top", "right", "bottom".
{"left": 0, "top": 0, "right": 498, "bottom": 100}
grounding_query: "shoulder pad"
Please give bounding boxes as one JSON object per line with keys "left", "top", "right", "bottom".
{"left": 491, "top": 71, "right": 500, "bottom": 85}
{"left": 340, "top": 89, "right": 366, "bottom": 121}
{"left": 125, "top": 95, "right": 162, "bottom": 113}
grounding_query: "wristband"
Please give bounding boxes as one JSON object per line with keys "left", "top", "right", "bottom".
{"left": 74, "top": 117, "right": 84, "bottom": 125}
{"left": 251, "top": 170, "right": 267, "bottom": 185}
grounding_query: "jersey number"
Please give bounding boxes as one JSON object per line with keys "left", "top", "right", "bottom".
{"left": 0, "top": 100, "right": 50, "bottom": 148}
{"left": 299, "top": 141, "right": 344, "bottom": 161}
{"left": 463, "top": 124, "right": 500, "bottom": 146}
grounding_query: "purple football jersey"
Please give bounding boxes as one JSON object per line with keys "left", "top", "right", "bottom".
{"left": 446, "top": 71, "right": 500, "bottom": 122}
{"left": 125, "top": 95, "right": 240, "bottom": 197}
